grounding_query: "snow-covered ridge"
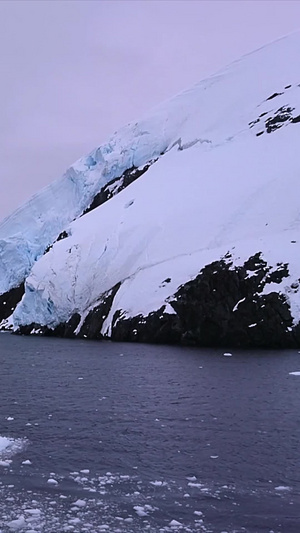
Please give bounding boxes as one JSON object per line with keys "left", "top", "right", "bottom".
{"left": 2, "top": 32, "right": 300, "bottom": 346}
{"left": 1, "top": 31, "right": 299, "bottom": 297}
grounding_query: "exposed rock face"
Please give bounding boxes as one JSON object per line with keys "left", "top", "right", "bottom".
{"left": 110, "top": 307, "right": 182, "bottom": 345}
{"left": 78, "top": 283, "right": 121, "bottom": 339}
{"left": 168, "top": 254, "right": 298, "bottom": 348}
{"left": 44, "top": 230, "right": 69, "bottom": 255}
{"left": 248, "top": 82, "right": 300, "bottom": 136}
{"left": 0, "top": 284, "right": 24, "bottom": 323}
{"left": 110, "top": 254, "right": 300, "bottom": 348}
{"left": 82, "top": 162, "right": 156, "bottom": 216}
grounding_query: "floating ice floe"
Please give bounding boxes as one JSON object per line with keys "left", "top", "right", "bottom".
{"left": 0, "top": 436, "right": 27, "bottom": 462}
{"left": 169, "top": 519, "right": 182, "bottom": 527}
{"left": 150, "top": 480, "right": 166, "bottom": 486}
{"left": 7, "top": 515, "right": 26, "bottom": 531}
{"left": 72, "top": 499, "right": 86, "bottom": 508}
{"left": 0, "top": 436, "right": 13, "bottom": 454}
{"left": 47, "top": 478, "right": 58, "bottom": 485}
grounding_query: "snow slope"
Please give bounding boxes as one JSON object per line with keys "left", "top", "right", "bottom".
{"left": 3, "top": 32, "right": 300, "bottom": 339}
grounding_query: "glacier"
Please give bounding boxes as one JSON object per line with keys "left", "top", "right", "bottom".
{"left": 1, "top": 32, "right": 300, "bottom": 347}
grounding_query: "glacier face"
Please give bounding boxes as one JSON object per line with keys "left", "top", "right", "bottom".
{"left": 0, "top": 102, "right": 181, "bottom": 295}
{"left": 2, "top": 32, "right": 300, "bottom": 345}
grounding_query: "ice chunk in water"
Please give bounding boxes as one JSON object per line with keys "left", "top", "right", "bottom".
{"left": 0, "top": 436, "right": 13, "bottom": 453}
{"left": 0, "top": 436, "right": 27, "bottom": 459}
{"left": 7, "top": 515, "right": 26, "bottom": 530}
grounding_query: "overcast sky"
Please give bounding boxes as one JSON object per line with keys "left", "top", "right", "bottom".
{"left": 1, "top": 0, "right": 300, "bottom": 220}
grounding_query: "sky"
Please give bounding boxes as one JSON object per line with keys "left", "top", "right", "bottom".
{"left": 1, "top": 0, "right": 300, "bottom": 221}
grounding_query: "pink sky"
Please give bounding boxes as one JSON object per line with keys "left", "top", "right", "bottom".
{"left": 1, "top": 0, "right": 300, "bottom": 220}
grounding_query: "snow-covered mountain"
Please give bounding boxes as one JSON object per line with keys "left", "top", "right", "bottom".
{"left": 1, "top": 32, "right": 300, "bottom": 347}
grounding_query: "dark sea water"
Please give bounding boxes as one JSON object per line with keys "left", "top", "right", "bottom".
{"left": 0, "top": 333, "right": 300, "bottom": 533}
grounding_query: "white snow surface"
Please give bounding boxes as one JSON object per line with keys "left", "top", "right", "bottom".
{"left": 3, "top": 32, "right": 300, "bottom": 330}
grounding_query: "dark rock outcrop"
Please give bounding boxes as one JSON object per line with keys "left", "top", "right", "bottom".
{"left": 0, "top": 283, "right": 25, "bottom": 323}
{"left": 78, "top": 282, "right": 121, "bottom": 339}
{"left": 109, "top": 253, "right": 299, "bottom": 348}
{"left": 249, "top": 83, "right": 300, "bottom": 136}
{"left": 265, "top": 106, "right": 295, "bottom": 133}
{"left": 82, "top": 161, "right": 156, "bottom": 216}
{"left": 250, "top": 96, "right": 300, "bottom": 137}
{"left": 44, "top": 230, "right": 70, "bottom": 255}
{"left": 111, "top": 306, "right": 182, "bottom": 344}
{"left": 168, "top": 254, "right": 298, "bottom": 348}
{"left": 266, "top": 91, "right": 284, "bottom": 101}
